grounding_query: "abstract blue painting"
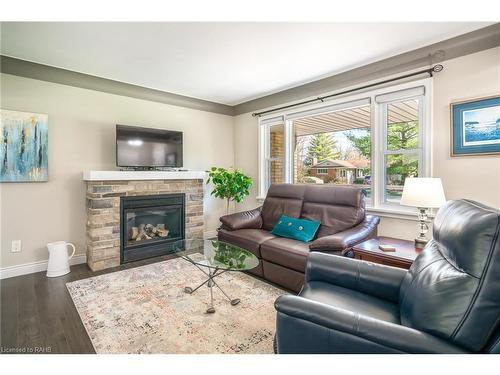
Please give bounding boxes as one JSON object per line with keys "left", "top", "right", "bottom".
{"left": 451, "top": 96, "right": 500, "bottom": 156}
{"left": 0, "top": 110, "right": 48, "bottom": 182}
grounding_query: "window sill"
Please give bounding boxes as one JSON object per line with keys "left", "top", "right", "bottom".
{"left": 367, "top": 206, "right": 437, "bottom": 221}
{"left": 257, "top": 197, "right": 435, "bottom": 221}
{"left": 367, "top": 207, "right": 418, "bottom": 221}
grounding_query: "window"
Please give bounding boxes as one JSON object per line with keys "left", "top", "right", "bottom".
{"left": 290, "top": 100, "right": 372, "bottom": 201}
{"left": 268, "top": 123, "right": 285, "bottom": 186}
{"left": 259, "top": 79, "right": 431, "bottom": 215}
{"left": 259, "top": 117, "right": 289, "bottom": 194}
{"left": 382, "top": 98, "right": 422, "bottom": 203}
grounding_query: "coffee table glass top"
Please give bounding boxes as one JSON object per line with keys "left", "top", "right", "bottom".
{"left": 170, "top": 239, "right": 259, "bottom": 271}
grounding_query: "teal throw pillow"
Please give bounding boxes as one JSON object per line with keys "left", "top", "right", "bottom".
{"left": 271, "top": 215, "right": 321, "bottom": 242}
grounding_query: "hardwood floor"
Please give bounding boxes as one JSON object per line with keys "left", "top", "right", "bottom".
{"left": 0, "top": 253, "right": 191, "bottom": 354}
{"left": 1, "top": 252, "right": 285, "bottom": 354}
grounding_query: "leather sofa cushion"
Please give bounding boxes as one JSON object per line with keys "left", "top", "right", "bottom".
{"left": 218, "top": 228, "right": 276, "bottom": 258}
{"left": 261, "top": 184, "right": 306, "bottom": 230}
{"left": 301, "top": 185, "right": 365, "bottom": 238}
{"left": 219, "top": 207, "right": 262, "bottom": 230}
{"left": 300, "top": 281, "right": 400, "bottom": 324}
{"left": 246, "top": 262, "right": 264, "bottom": 278}
{"left": 262, "top": 261, "right": 305, "bottom": 293}
{"left": 260, "top": 237, "right": 311, "bottom": 273}
{"left": 309, "top": 215, "right": 380, "bottom": 252}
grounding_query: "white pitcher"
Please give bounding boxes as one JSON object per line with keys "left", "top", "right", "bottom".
{"left": 46, "top": 241, "right": 76, "bottom": 277}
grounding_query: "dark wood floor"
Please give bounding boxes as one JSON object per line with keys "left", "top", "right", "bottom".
{"left": 0, "top": 253, "right": 197, "bottom": 354}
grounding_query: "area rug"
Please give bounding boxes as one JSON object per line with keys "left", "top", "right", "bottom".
{"left": 66, "top": 256, "right": 286, "bottom": 354}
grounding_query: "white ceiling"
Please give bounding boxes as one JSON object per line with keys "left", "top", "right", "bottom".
{"left": 0, "top": 22, "right": 492, "bottom": 105}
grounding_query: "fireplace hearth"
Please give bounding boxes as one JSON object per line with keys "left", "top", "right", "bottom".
{"left": 120, "top": 194, "right": 185, "bottom": 263}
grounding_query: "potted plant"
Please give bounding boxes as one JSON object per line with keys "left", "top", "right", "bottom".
{"left": 207, "top": 167, "right": 252, "bottom": 215}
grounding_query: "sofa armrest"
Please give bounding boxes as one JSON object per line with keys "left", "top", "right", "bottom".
{"left": 305, "top": 252, "right": 406, "bottom": 302}
{"left": 275, "top": 295, "right": 467, "bottom": 354}
{"left": 309, "top": 215, "right": 380, "bottom": 252}
{"left": 219, "top": 207, "right": 263, "bottom": 231}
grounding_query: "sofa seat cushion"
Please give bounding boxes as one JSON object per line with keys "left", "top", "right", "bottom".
{"left": 260, "top": 237, "right": 311, "bottom": 273}
{"left": 300, "top": 281, "right": 400, "bottom": 324}
{"left": 218, "top": 228, "right": 276, "bottom": 258}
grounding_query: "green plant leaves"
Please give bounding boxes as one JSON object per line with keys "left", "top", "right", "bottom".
{"left": 207, "top": 167, "right": 253, "bottom": 203}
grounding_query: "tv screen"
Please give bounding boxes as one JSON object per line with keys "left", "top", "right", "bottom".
{"left": 116, "top": 125, "right": 183, "bottom": 168}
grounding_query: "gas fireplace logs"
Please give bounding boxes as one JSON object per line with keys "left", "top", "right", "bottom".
{"left": 129, "top": 223, "right": 170, "bottom": 241}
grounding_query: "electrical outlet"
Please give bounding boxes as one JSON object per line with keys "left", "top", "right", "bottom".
{"left": 11, "top": 240, "right": 22, "bottom": 253}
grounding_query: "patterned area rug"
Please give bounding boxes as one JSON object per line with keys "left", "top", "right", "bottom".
{"left": 66, "top": 256, "right": 286, "bottom": 354}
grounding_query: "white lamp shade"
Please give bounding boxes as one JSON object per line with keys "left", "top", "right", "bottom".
{"left": 400, "top": 178, "right": 446, "bottom": 208}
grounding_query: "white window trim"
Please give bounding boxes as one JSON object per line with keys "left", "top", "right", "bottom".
{"left": 257, "top": 77, "right": 433, "bottom": 218}
{"left": 374, "top": 83, "right": 432, "bottom": 214}
{"left": 258, "top": 116, "right": 284, "bottom": 196}
{"left": 284, "top": 119, "right": 294, "bottom": 183}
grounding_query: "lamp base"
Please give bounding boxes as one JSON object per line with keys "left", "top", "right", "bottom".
{"left": 414, "top": 207, "right": 430, "bottom": 249}
{"left": 414, "top": 237, "right": 428, "bottom": 247}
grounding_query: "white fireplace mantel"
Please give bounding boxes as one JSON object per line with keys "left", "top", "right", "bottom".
{"left": 83, "top": 170, "right": 207, "bottom": 181}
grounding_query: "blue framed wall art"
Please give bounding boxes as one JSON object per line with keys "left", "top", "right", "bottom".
{"left": 0, "top": 109, "right": 49, "bottom": 182}
{"left": 451, "top": 96, "right": 500, "bottom": 156}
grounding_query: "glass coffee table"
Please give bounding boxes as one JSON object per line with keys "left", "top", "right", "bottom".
{"left": 170, "top": 239, "right": 259, "bottom": 313}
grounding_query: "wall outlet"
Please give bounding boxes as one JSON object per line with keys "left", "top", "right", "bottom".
{"left": 11, "top": 240, "right": 22, "bottom": 253}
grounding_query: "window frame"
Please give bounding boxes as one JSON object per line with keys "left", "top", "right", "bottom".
{"left": 376, "top": 94, "right": 427, "bottom": 209}
{"left": 259, "top": 117, "right": 283, "bottom": 192}
{"left": 258, "top": 78, "right": 432, "bottom": 218}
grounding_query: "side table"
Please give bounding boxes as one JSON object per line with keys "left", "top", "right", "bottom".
{"left": 345, "top": 236, "right": 423, "bottom": 269}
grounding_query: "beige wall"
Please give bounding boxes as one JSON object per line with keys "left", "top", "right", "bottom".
{"left": 433, "top": 47, "right": 500, "bottom": 206}
{"left": 1, "top": 47, "right": 499, "bottom": 269}
{"left": 234, "top": 112, "right": 260, "bottom": 209}
{"left": 1, "top": 73, "right": 234, "bottom": 268}
{"left": 233, "top": 47, "right": 500, "bottom": 240}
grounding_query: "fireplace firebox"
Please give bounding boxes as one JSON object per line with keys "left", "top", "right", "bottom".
{"left": 120, "top": 194, "right": 185, "bottom": 263}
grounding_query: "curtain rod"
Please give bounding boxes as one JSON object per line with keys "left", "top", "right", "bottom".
{"left": 252, "top": 64, "right": 444, "bottom": 117}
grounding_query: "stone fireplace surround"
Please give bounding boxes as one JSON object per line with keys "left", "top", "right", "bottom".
{"left": 84, "top": 171, "right": 205, "bottom": 271}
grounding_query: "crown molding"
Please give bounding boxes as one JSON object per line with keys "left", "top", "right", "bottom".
{"left": 233, "top": 23, "right": 500, "bottom": 115}
{"left": 2, "top": 24, "right": 499, "bottom": 117}
{"left": 0, "top": 55, "right": 235, "bottom": 116}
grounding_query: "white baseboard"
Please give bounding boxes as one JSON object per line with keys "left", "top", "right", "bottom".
{"left": 1, "top": 230, "right": 218, "bottom": 280}
{"left": 0, "top": 254, "right": 87, "bottom": 280}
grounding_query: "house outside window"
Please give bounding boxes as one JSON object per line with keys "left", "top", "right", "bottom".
{"left": 259, "top": 78, "right": 431, "bottom": 216}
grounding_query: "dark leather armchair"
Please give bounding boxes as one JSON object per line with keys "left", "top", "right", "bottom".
{"left": 274, "top": 199, "right": 500, "bottom": 353}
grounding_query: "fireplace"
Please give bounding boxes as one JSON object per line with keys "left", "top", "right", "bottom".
{"left": 120, "top": 193, "right": 185, "bottom": 263}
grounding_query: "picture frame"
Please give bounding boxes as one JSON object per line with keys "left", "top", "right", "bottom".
{"left": 0, "top": 109, "right": 49, "bottom": 182}
{"left": 450, "top": 95, "right": 500, "bottom": 156}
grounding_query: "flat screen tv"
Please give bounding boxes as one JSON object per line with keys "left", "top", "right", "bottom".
{"left": 116, "top": 125, "right": 183, "bottom": 168}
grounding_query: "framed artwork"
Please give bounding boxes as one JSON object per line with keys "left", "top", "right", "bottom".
{"left": 0, "top": 109, "right": 49, "bottom": 182}
{"left": 451, "top": 95, "right": 500, "bottom": 156}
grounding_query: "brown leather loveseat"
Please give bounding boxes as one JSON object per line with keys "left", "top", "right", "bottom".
{"left": 218, "top": 184, "right": 380, "bottom": 292}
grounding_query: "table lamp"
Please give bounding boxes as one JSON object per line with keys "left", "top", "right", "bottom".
{"left": 400, "top": 177, "right": 446, "bottom": 246}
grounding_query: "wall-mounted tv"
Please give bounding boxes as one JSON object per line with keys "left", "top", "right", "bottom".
{"left": 116, "top": 125, "right": 183, "bottom": 168}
